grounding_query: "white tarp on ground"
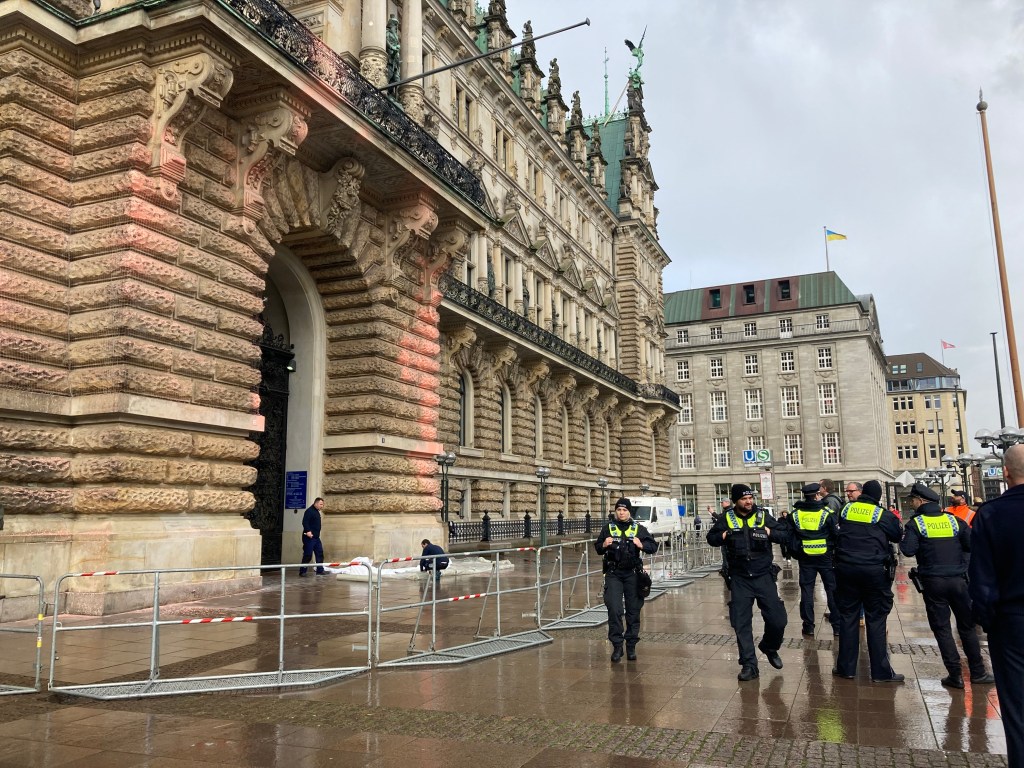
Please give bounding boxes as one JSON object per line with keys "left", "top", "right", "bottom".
{"left": 328, "top": 556, "right": 515, "bottom": 581}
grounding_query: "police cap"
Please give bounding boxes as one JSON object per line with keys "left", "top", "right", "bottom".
{"left": 906, "top": 482, "right": 940, "bottom": 503}
{"left": 801, "top": 482, "right": 821, "bottom": 498}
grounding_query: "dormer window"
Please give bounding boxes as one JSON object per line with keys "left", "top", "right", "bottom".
{"left": 709, "top": 288, "right": 721, "bottom": 309}
{"left": 778, "top": 280, "right": 791, "bottom": 300}
{"left": 743, "top": 284, "right": 755, "bottom": 304}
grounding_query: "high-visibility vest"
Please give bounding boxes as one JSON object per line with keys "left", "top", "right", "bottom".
{"left": 947, "top": 504, "right": 976, "bottom": 527}
{"left": 792, "top": 508, "right": 830, "bottom": 556}
{"left": 725, "top": 509, "right": 765, "bottom": 530}
{"left": 914, "top": 514, "right": 960, "bottom": 539}
{"left": 609, "top": 523, "right": 638, "bottom": 539}
{"left": 840, "top": 501, "right": 883, "bottom": 525}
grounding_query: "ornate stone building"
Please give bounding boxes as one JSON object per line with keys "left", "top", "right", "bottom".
{"left": 664, "top": 272, "right": 893, "bottom": 515}
{"left": 0, "top": 0, "right": 676, "bottom": 616}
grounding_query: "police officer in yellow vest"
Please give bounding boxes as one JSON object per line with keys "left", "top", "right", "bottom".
{"left": 832, "top": 480, "right": 904, "bottom": 682}
{"left": 595, "top": 497, "right": 658, "bottom": 662}
{"left": 707, "top": 484, "right": 788, "bottom": 681}
{"left": 900, "top": 482, "right": 995, "bottom": 689}
{"left": 787, "top": 482, "right": 840, "bottom": 637}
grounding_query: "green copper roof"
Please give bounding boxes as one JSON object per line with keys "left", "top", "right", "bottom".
{"left": 588, "top": 115, "right": 626, "bottom": 209}
{"left": 664, "top": 271, "right": 860, "bottom": 324}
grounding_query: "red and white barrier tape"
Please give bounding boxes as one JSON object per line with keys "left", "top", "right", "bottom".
{"left": 444, "top": 593, "right": 486, "bottom": 602}
{"left": 179, "top": 616, "right": 254, "bottom": 624}
{"left": 72, "top": 571, "right": 119, "bottom": 577}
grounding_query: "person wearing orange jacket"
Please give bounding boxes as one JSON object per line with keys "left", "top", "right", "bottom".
{"left": 946, "top": 489, "right": 975, "bottom": 526}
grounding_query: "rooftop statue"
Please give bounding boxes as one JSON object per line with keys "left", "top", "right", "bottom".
{"left": 548, "top": 58, "right": 562, "bottom": 97}
{"left": 625, "top": 29, "right": 645, "bottom": 88}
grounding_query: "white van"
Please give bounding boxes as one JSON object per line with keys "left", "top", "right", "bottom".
{"left": 628, "top": 496, "right": 683, "bottom": 537}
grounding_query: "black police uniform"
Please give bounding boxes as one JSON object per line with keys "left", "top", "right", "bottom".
{"left": 787, "top": 490, "right": 840, "bottom": 637}
{"left": 594, "top": 511, "right": 658, "bottom": 658}
{"left": 900, "top": 500, "right": 990, "bottom": 685}
{"left": 707, "top": 497, "right": 788, "bottom": 679}
{"left": 832, "top": 486, "right": 903, "bottom": 681}
{"left": 969, "top": 480, "right": 1024, "bottom": 766}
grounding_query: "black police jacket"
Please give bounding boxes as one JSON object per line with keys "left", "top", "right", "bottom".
{"left": 834, "top": 501, "right": 902, "bottom": 566}
{"left": 785, "top": 499, "right": 839, "bottom": 562}
{"left": 706, "top": 505, "right": 786, "bottom": 578}
{"left": 969, "top": 483, "right": 1024, "bottom": 630}
{"left": 594, "top": 519, "right": 658, "bottom": 573}
{"left": 899, "top": 502, "right": 970, "bottom": 577}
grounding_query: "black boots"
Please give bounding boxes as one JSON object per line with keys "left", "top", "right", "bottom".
{"left": 611, "top": 645, "right": 624, "bottom": 663}
{"left": 737, "top": 665, "right": 759, "bottom": 682}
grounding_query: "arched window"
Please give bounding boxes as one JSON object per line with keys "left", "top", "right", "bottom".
{"left": 459, "top": 371, "right": 475, "bottom": 447}
{"left": 561, "top": 406, "right": 570, "bottom": 463}
{"left": 534, "top": 395, "right": 544, "bottom": 459}
{"left": 500, "top": 383, "right": 512, "bottom": 453}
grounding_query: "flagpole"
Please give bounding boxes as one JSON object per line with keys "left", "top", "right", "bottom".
{"left": 823, "top": 227, "right": 830, "bottom": 271}
{"left": 978, "top": 93, "right": 1024, "bottom": 423}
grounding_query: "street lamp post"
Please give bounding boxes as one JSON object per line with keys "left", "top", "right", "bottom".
{"left": 434, "top": 451, "right": 456, "bottom": 523}
{"left": 943, "top": 453, "right": 987, "bottom": 500}
{"left": 976, "top": 427, "right": 1024, "bottom": 499}
{"left": 919, "top": 468, "right": 956, "bottom": 508}
{"left": 597, "top": 477, "right": 608, "bottom": 526}
{"left": 639, "top": 483, "right": 650, "bottom": 496}
{"left": 536, "top": 466, "right": 551, "bottom": 548}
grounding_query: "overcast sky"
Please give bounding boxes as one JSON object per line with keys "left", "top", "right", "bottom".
{"left": 506, "top": 0, "right": 1024, "bottom": 451}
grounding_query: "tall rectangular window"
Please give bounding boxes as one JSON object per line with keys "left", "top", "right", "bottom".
{"left": 745, "top": 388, "right": 763, "bottom": 420}
{"left": 678, "top": 438, "right": 695, "bottom": 470}
{"left": 709, "top": 289, "right": 721, "bottom": 309}
{"left": 818, "top": 382, "right": 837, "bottom": 416}
{"left": 744, "top": 354, "right": 759, "bottom": 375}
{"left": 747, "top": 435, "right": 765, "bottom": 452}
{"left": 822, "top": 432, "right": 842, "bottom": 464}
{"left": 710, "top": 326, "right": 723, "bottom": 341}
{"left": 816, "top": 313, "right": 831, "bottom": 330}
{"left": 455, "top": 84, "right": 473, "bottom": 132}
{"left": 934, "top": 394, "right": 942, "bottom": 408}
{"left": 780, "top": 350, "right": 795, "bottom": 373}
{"left": 817, "top": 347, "right": 833, "bottom": 370}
{"left": 710, "top": 391, "right": 728, "bottom": 422}
{"left": 676, "top": 329, "right": 689, "bottom": 344}
{"left": 743, "top": 285, "right": 755, "bottom": 304}
{"left": 779, "top": 317, "right": 793, "bottom": 336}
{"left": 778, "top": 280, "right": 791, "bottom": 300}
{"left": 744, "top": 321, "right": 757, "bottom": 338}
{"left": 677, "top": 393, "right": 693, "bottom": 424}
{"left": 784, "top": 434, "right": 803, "bottom": 465}
{"left": 712, "top": 437, "right": 730, "bottom": 469}
{"left": 676, "top": 360, "right": 690, "bottom": 382}
{"left": 709, "top": 357, "right": 724, "bottom": 378}
{"left": 781, "top": 385, "right": 800, "bottom": 417}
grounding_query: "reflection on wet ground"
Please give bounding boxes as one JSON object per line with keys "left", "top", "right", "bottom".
{"left": 0, "top": 555, "right": 1008, "bottom": 766}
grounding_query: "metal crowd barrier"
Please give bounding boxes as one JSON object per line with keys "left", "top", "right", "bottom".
{"left": 0, "top": 573, "right": 45, "bottom": 695}
{"left": 48, "top": 562, "right": 373, "bottom": 700}
{"left": 373, "top": 546, "right": 553, "bottom": 668}
{"left": 534, "top": 540, "right": 607, "bottom": 630}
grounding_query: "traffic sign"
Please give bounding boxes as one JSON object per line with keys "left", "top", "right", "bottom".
{"left": 742, "top": 449, "right": 772, "bottom": 464}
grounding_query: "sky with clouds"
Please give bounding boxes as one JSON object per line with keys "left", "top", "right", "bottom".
{"left": 504, "top": 0, "right": 1024, "bottom": 450}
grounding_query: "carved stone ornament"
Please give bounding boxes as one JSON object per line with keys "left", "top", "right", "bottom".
{"left": 235, "top": 92, "right": 310, "bottom": 220}
{"left": 150, "top": 52, "right": 234, "bottom": 191}
{"left": 446, "top": 323, "right": 478, "bottom": 364}
{"left": 325, "top": 157, "right": 365, "bottom": 248}
{"left": 422, "top": 221, "right": 470, "bottom": 302}
{"left": 360, "top": 50, "right": 388, "bottom": 88}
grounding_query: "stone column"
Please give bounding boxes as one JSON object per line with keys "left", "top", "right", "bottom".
{"left": 399, "top": 0, "right": 424, "bottom": 122}
{"left": 568, "top": 298, "right": 578, "bottom": 341}
{"left": 513, "top": 258, "right": 524, "bottom": 313}
{"left": 360, "top": 0, "right": 387, "bottom": 86}
{"left": 474, "top": 233, "right": 488, "bottom": 293}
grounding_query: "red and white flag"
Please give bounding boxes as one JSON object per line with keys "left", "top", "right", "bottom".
{"left": 941, "top": 340, "right": 956, "bottom": 350}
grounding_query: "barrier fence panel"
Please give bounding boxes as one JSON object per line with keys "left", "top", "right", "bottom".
{"left": 48, "top": 562, "right": 373, "bottom": 700}
{"left": 374, "top": 546, "right": 552, "bottom": 668}
{"left": 0, "top": 574, "right": 45, "bottom": 695}
{"left": 535, "top": 541, "right": 606, "bottom": 630}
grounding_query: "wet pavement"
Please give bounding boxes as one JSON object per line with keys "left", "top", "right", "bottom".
{"left": 0, "top": 552, "right": 1009, "bottom": 767}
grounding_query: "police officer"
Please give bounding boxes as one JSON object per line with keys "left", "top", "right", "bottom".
{"left": 832, "top": 480, "right": 904, "bottom": 682}
{"left": 595, "top": 497, "right": 658, "bottom": 662}
{"left": 786, "top": 482, "right": 840, "bottom": 637}
{"left": 900, "top": 482, "right": 994, "bottom": 688}
{"left": 707, "top": 484, "right": 788, "bottom": 681}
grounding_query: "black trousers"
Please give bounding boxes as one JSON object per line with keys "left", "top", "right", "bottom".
{"left": 798, "top": 559, "right": 840, "bottom": 634}
{"left": 604, "top": 570, "right": 641, "bottom": 647}
{"left": 921, "top": 574, "right": 985, "bottom": 677}
{"left": 834, "top": 561, "right": 895, "bottom": 679}
{"left": 729, "top": 572, "right": 786, "bottom": 668}
{"left": 990, "top": 613, "right": 1024, "bottom": 768}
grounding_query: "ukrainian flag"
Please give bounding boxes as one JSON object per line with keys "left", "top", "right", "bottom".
{"left": 825, "top": 229, "right": 847, "bottom": 241}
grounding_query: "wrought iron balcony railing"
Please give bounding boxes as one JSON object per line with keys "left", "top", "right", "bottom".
{"left": 439, "top": 274, "right": 680, "bottom": 408}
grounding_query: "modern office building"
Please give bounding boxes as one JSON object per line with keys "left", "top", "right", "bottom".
{"left": 664, "top": 272, "right": 893, "bottom": 515}
{"left": 0, "top": 0, "right": 677, "bottom": 617}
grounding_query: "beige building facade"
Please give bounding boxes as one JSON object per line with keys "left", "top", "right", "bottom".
{"left": 664, "top": 272, "right": 893, "bottom": 516}
{"left": 0, "top": 0, "right": 676, "bottom": 618}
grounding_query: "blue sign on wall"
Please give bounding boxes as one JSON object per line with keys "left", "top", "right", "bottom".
{"left": 285, "top": 471, "right": 308, "bottom": 510}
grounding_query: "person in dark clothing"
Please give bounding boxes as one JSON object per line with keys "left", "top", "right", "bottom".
{"left": 900, "top": 483, "right": 994, "bottom": 689}
{"left": 594, "top": 497, "right": 658, "bottom": 662}
{"left": 818, "top": 478, "right": 844, "bottom": 515}
{"left": 299, "top": 497, "right": 326, "bottom": 576}
{"left": 420, "top": 539, "right": 449, "bottom": 583}
{"left": 832, "top": 480, "right": 903, "bottom": 682}
{"left": 969, "top": 444, "right": 1024, "bottom": 768}
{"left": 707, "top": 484, "right": 789, "bottom": 681}
{"left": 785, "top": 483, "right": 840, "bottom": 637}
